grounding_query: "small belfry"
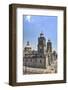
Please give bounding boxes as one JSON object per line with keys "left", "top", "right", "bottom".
{"left": 23, "top": 32, "right": 57, "bottom": 74}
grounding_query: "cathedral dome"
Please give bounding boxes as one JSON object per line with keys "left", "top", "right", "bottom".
{"left": 24, "top": 41, "right": 32, "bottom": 51}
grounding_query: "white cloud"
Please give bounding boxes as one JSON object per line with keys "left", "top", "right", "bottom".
{"left": 26, "top": 15, "right": 31, "bottom": 22}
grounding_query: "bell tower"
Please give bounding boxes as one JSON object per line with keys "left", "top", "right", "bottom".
{"left": 47, "top": 39, "right": 52, "bottom": 52}
{"left": 38, "top": 33, "right": 46, "bottom": 54}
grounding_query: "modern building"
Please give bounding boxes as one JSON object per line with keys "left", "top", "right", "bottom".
{"left": 23, "top": 33, "right": 57, "bottom": 69}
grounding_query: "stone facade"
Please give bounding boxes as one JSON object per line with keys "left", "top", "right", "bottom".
{"left": 23, "top": 33, "right": 57, "bottom": 69}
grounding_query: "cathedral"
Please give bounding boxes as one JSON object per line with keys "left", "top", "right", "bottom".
{"left": 23, "top": 33, "right": 57, "bottom": 70}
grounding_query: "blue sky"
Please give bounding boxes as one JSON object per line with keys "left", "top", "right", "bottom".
{"left": 23, "top": 15, "right": 57, "bottom": 51}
